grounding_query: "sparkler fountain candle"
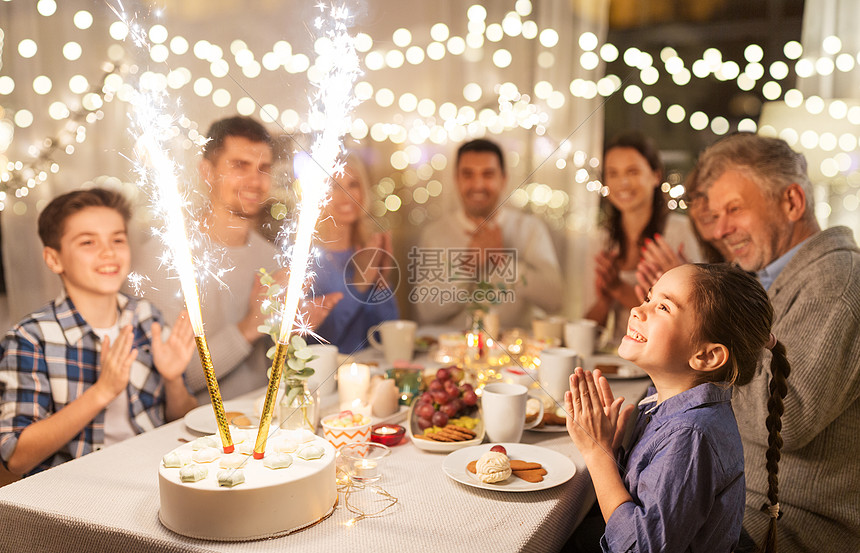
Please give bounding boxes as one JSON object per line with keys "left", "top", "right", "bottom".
{"left": 130, "top": 92, "right": 234, "bottom": 454}
{"left": 112, "top": 1, "right": 234, "bottom": 453}
{"left": 253, "top": 4, "right": 362, "bottom": 459}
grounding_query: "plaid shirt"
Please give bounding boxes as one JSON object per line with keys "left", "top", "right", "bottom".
{"left": 0, "top": 293, "right": 169, "bottom": 476}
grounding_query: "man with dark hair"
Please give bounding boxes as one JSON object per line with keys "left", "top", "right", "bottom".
{"left": 697, "top": 132, "right": 860, "bottom": 552}
{"left": 413, "top": 138, "right": 562, "bottom": 330}
{"left": 201, "top": 116, "right": 274, "bottom": 163}
{"left": 133, "top": 116, "right": 340, "bottom": 403}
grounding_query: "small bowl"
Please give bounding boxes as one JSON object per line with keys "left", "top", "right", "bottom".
{"left": 339, "top": 442, "right": 391, "bottom": 483}
{"left": 321, "top": 416, "right": 371, "bottom": 449}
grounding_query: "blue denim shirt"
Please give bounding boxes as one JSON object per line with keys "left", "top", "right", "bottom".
{"left": 309, "top": 248, "right": 399, "bottom": 354}
{"left": 601, "top": 383, "right": 744, "bottom": 553}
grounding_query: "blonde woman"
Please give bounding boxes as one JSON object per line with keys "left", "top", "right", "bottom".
{"left": 310, "top": 155, "right": 399, "bottom": 354}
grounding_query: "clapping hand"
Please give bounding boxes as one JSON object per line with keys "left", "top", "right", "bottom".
{"left": 151, "top": 310, "right": 196, "bottom": 382}
{"left": 594, "top": 250, "right": 621, "bottom": 298}
{"left": 352, "top": 232, "right": 394, "bottom": 290}
{"left": 304, "top": 292, "right": 344, "bottom": 330}
{"left": 96, "top": 325, "right": 137, "bottom": 400}
{"left": 635, "top": 234, "right": 687, "bottom": 301}
{"left": 565, "top": 368, "right": 634, "bottom": 459}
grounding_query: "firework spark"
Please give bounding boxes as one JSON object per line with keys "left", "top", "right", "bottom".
{"left": 253, "top": 2, "right": 362, "bottom": 457}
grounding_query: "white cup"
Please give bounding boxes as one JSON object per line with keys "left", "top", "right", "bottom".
{"left": 306, "top": 344, "right": 338, "bottom": 397}
{"left": 564, "top": 320, "right": 599, "bottom": 357}
{"left": 539, "top": 347, "right": 582, "bottom": 402}
{"left": 367, "top": 320, "right": 417, "bottom": 364}
{"left": 480, "top": 382, "right": 544, "bottom": 443}
{"left": 532, "top": 316, "right": 566, "bottom": 345}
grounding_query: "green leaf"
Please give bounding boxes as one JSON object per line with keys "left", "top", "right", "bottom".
{"left": 290, "top": 335, "right": 307, "bottom": 350}
{"left": 287, "top": 358, "right": 304, "bottom": 371}
{"left": 282, "top": 386, "right": 301, "bottom": 407}
{"left": 268, "top": 284, "right": 281, "bottom": 296}
{"left": 266, "top": 345, "right": 277, "bottom": 360}
{"left": 296, "top": 367, "right": 314, "bottom": 378}
{"left": 260, "top": 273, "right": 275, "bottom": 286}
{"left": 294, "top": 347, "right": 313, "bottom": 360}
{"left": 257, "top": 324, "right": 271, "bottom": 334}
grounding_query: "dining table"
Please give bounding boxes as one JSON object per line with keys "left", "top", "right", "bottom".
{"left": 0, "top": 343, "right": 651, "bottom": 553}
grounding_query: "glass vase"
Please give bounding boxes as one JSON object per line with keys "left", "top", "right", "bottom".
{"left": 279, "top": 378, "right": 317, "bottom": 432}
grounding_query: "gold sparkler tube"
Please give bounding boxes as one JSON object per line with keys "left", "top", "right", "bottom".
{"left": 194, "top": 335, "right": 234, "bottom": 453}
{"left": 253, "top": 340, "right": 289, "bottom": 459}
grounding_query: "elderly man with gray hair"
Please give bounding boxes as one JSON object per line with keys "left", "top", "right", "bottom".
{"left": 695, "top": 132, "right": 860, "bottom": 552}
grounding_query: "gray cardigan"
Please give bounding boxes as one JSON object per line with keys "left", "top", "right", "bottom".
{"left": 734, "top": 226, "right": 860, "bottom": 552}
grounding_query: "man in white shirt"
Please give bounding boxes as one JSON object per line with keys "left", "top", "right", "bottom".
{"left": 412, "top": 139, "right": 562, "bottom": 330}
{"left": 133, "top": 116, "right": 340, "bottom": 402}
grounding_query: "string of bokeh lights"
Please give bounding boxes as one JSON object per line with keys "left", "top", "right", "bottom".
{"left": 1, "top": 0, "right": 859, "bottom": 224}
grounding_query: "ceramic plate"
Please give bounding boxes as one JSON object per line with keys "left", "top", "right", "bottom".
{"left": 183, "top": 400, "right": 257, "bottom": 434}
{"left": 442, "top": 443, "right": 576, "bottom": 492}
{"left": 528, "top": 423, "right": 568, "bottom": 433}
{"left": 407, "top": 403, "right": 484, "bottom": 453}
{"left": 585, "top": 354, "right": 648, "bottom": 380}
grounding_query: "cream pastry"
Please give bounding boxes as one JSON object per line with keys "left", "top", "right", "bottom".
{"left": 475, "top": 451, "right": 512, "bottom": 483}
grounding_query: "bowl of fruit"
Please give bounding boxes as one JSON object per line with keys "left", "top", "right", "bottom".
{"left": 407, "top": 367, "right": 484, "bottom": 452}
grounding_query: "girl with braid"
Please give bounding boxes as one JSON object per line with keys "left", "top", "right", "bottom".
{"left": 564, "top": 263, "right": 789, "bottom": 553}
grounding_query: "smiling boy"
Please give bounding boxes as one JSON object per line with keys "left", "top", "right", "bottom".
{"left": 0, "top": 188, "right": 197, "bottom": 477}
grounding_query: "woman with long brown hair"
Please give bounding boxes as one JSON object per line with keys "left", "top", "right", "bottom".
{"left": 585, "top": 131, "right": 700, "bottom": 346}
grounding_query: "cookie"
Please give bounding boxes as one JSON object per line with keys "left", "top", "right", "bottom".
{"left": 512, "top": 468, "right": 547, "bottom": 483}
{"left": 509, "top": 460, "right": 542, "bottom": 471}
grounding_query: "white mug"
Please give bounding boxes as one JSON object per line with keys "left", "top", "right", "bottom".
{"left": 564, "top": 320, "right": 599, "bottom": 357}
{"left": 306, "top": 344, "right": 338, "bottom": 397}
{"left": 532, "top": 316, "right": 566, "bottom": 345}
{"left": 367, "top": 320, "right": 417, "bottom": 364}
{"left": 481, "top": 382, "right": 544, "bottom": 443}
{"left": 539, "top": 347, "right": 582, "bottom": 402}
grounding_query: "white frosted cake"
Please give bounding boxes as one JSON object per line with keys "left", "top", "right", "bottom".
{"left": 158, "top": 428, "right": 337, "bottom": 541}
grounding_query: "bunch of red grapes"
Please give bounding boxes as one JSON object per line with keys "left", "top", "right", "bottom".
{"left": 414, "top": 367, "right": 479, "bottom": 429}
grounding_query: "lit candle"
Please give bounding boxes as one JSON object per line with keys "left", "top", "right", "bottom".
{"left": 338, "top": 363, "right": 370, "bottom": 409}
{"left": 353, "top": 458, "right": 378, "bottom": 480}
{"left": 349, "top": 398, "right": 372, "bottom": 419}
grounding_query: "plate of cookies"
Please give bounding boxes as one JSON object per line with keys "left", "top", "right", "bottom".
{"left": 528, "top": 406, "right": 570, "bottom": 432}
{"left": 442, "top": 443, "right": 576, "bottom": 492}
{"left": 183, "top": 400, "right": 258, "bottom": 434}
{"left": 407, "top": 404, "right": 484, "bottom": 453}
{"left": 585, "top": 354, "right": 648, "bottom": 379}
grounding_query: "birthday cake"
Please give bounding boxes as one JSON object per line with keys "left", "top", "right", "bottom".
{"left": 158, "top": 427, "right": 337, "bottom": 541}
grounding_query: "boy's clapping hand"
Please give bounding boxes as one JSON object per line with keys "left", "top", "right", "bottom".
{"left": 97, "top": 325, "right": 137, "bottom": 400}
{"left": 151, "top": 311, "right": 195, "bottom": 382}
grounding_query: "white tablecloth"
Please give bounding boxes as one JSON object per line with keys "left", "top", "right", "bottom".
{"left": 0, "top": 379, "right": 649, "bottom": 553}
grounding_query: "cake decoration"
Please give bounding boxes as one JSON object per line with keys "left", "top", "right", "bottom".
{"left": 162, "top": 452, "right": 183, "bottom": 468}
{"left": 179, "top": 464, "right": 208, "bottom": 483}
{"left": 296, "top": 444, "right": 325, "bottom": 460}
{"left": 271, "top": 439, "right": 298, "bottom": 453}
{"left": 191, "top": 447, "right": 220, "bottom": 464}
{"left": 219, "top": 453, "right": 245, "bottom": 469}
{"left": 191, "top": 436, "right": 218, "bottom": 450}
{"left": 263, "top": 453, "right": 294, "bottom": 470}
{"left": 236, "top": 441, "right": 255, "bottom": 456}
{"left": 217, "top": 469, "right": 246, "bottom": 488}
